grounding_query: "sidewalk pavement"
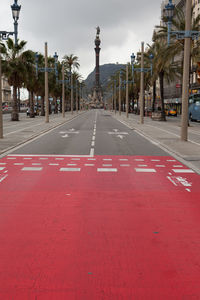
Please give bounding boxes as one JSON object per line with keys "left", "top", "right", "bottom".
{"left": 0, "top": 111, "right": 85, "bottom": 157}
{"left": 111, "top": 111, "right": 200, "bottom": 175}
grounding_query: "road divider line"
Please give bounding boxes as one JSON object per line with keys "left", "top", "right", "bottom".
{"left": 97, "top": 168, "right": 117, "bottom": 172}
{"left": 135, "top": 168, "right": 156, "bottom": 173}
{"left": 22, "top": 167, "right": 43, "bottom": 171}
{"left": 60, "top": 168, "right": 81, "bottom": 172}
{"left": 90, "top": 148, "right": 94, "bottom": 156}
{"left": 172, "top": 169, "right": 194, "bottom": 173}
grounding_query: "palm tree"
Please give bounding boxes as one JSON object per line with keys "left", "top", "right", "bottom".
{"left": 148, "top": 39, "right": 180, "bottom": 120}
{"left": 1, "top": 38, "right": 32, "bottom": 121}
{"left": 63, "top": 54, "right": 80, "bottom": 73}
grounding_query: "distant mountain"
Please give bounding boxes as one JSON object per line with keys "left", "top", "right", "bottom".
{"left": 84, "top": 63, "right": 125, "bottom": 93}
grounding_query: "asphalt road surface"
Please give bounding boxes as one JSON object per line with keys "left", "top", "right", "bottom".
{"left": 12, "top": 110, "right": 167, "bottom": 156}
{"left": 0, "top": 109, "right": 200, "bottom": 299}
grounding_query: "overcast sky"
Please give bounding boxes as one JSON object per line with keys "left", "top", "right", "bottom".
{"left": 1, "top": 0, "right": 162, "bottom": 80}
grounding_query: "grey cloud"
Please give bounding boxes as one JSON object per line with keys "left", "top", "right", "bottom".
{"left": 1, "top": 0, "right": 162, "bottom": 78}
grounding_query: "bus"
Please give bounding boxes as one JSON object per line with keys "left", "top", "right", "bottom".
{"left": 189, "top": 94, "right": 200, "bottom": 121}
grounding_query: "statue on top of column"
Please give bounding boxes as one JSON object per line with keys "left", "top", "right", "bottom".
{"left": 96, "top": 26, "right": 100, "bottom": 39}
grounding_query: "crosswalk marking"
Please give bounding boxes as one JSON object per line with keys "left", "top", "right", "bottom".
{"left": 60, "top": 168, "right": 81, "bottom": 172}
{"left": 97, "top": 168, "right": 117, "bottom": 172}
{"left": 22, "top": 167, "right": 43, "bottom": 171}
{"left": 173, "top": 169, "right": 194, "bottom": 174}
{"left": 135, "top": 168, "right": 156, "bottom": 173}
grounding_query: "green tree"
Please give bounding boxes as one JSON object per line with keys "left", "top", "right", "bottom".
{"left": 1, "top": 38, "right": 32, "bottom": 121}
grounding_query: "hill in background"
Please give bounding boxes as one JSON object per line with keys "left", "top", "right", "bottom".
{"left": 84, "top": 63, "right": 125, "bottom": 96}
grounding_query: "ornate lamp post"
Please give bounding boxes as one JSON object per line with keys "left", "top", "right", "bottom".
{"left": 0, "top": 0, "right": 21, "bottom": 138}
{"left": 11, "top": 0, "right": 21, "bottom": 47}
{"left": 163, "top": 0, "right": 175, "bottom": 45}
{"left": 165, "top": 0, "right": 200, "bottom": 141}
{"left": 35, "top": 44, "right": 58, "bottom": 123}
{"left": 131, "top": 53, "right": 136, "bottom": 83}
{"left": 54, "top": 52, "right": 71, "bottom": 118}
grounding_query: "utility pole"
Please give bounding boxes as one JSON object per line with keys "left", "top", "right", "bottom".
{"left": 71, "top": 72, "right": 73, "bottom": 115}
{"left": 62, "top": 64, "right": 65, "bottom": 118}
{"left": 181, "top": 0, "right": 191, "bottom": 141}
{"left": 45, "top": 42, "right": 49, "bottom": 123}
{"left": 114, "top": 82, "right": 117, "bottom": 114}
{"left": 126, "top": 64, "right": 129, "bottom": 118}
{"left": 0, "top": 48, "right": 3, "bottom": 138}
{"left": 119, "top": 73, "right": 121, "bottom": 115}
{"left": 76, "top": 81, "right": 78, "bottom": 114}
{"left": 140, "top": 42, "right": 144, "bottom": 124}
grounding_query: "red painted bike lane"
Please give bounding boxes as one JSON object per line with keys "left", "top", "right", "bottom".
{"left": 0, "top": 154, "right": 200, "bottom": 299}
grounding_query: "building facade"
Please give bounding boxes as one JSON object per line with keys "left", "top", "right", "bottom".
{"left": 1, "top": 76, "right": 11, "bottom": 105}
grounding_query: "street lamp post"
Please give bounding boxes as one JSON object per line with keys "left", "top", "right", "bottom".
{"left": 165, "top": 0, "right": 200, "bottom": 141}
{"left": 54, "top": 52, "right": 70, "bottom": 118}
{"left": 163, "top": 0, "right": 175, "bottom": 45}
{"left": 119, "top": 71, "right": 122, "bottom": 115}
{"left": 0, "top": 0, "right": 21, "bottom": 138}
{"left": 35, "top": 43, "right": 58, "bottom": 123}
{"left": 71, "top": 72, "right": 73, "bottom": 115}
{"left": 11, "top": 0, "right": 21, "bottom": 47}
{"left": 126, "top": 64, "right": 129, "bottom": 118}
{"left": 131, "top": 53, "right": 136, "bottom": 83}
{"left": 132, "top": 48, "right": 154, "bottom": 124}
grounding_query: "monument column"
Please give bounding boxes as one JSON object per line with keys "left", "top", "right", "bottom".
{"left": 94, "top": 26, "right": 101, "bottom": 103}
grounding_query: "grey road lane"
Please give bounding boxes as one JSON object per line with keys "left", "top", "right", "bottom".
{"left": 11, "top": 110, "right": 168, "bottom": 156}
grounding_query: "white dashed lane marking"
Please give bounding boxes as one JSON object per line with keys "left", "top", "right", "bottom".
{"left": 14, "top": 163, "right": 24, "bottom": 166}
{"left": 97, "top": 168, "right": 117, "bottom": 172}
{"left": 60, "top": 168, "right": 81, "bottom": 172}
{"left": 173, "top": 169, "right": 194, "bottom": 174}
{"left": 22, "top": 167, "right": 43, "bottom": 171}
{"left": 0, "top": 167, "right": 5, "bottom": 171}
{"left": 135, "top": 168, "right": 156, "bottom": 173}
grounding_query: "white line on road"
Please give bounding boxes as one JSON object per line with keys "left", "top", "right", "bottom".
{"left": 22, "top": 167, "right": 43, "bottom": 171}
{"left": 88, "top": 158, "right": 96, "bottom": 161}
{"left": 91, "top": 141, "right": 95, "bottom": 147}
{"left": 0, "top": 175, "right": 8, "bottom": 183}
{"left": 0, "top": 167, "right": 5, "bottom": 171}
{"left": 49, "top": 163, "right": 59, "bottom": 166}
{"left": 167, "top": 176, "right": 177, "bottom": 186}
{"left": 85, "top": 164, "right": 94, "bottom": 167}
{"left": 0, "top": 163, "right": 6, "bottom": 165}
{"left": 135, "top": 168, "right": 156, "bottom": 173}
{"left": 156, "top": 165, "right": 166, "bottom": 168}
{"left": 97, "top": 168, "right": 117, "bottom": 172}
{"left": 67, "top": 164, "right": 77, "bottom": 166}
{"left": 60, "top": 168, "right": 81, "bottom": 172}
{"left": 90, "top": 148, "right": 94, "bottom": 156}
{"left": 172, "top": 169, "right": 194, "bottom": 173}
{"left": 103, "top": 164, "right": 112, "bottom": 167}
{"left": 14, "top": 163, "right": 24, "bottom": 165}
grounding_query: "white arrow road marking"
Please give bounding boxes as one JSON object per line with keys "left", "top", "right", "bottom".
{"left": 117, "top": 135, "right": 124, "bottom": 139}
{"left": 0, "top": 175, "right": 8, "bottom": 183}
{"left": 62, "top": 134, "right": 69, "bottom": 138}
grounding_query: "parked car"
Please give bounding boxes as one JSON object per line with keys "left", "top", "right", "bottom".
{"left": 189, "top": 100, "right": 200, "bottom": 121}
{"left": 168, "top": 108, "right": 177, "bottom": 117}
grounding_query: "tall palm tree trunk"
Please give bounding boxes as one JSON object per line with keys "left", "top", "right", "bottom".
{"left": 159, "top": 71, "right": 166, "bottom": 121}
{"left": 41, "top": 96, "right": 45, "bottom": 116}
{"left": 152, "top": 81, "right": 156, "bottom": 112}
{"left": 30, "top": 91, "right": 35, "bottom": 118}
{"left": 11, "top": 85, "right": 19, "bottom": 121}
